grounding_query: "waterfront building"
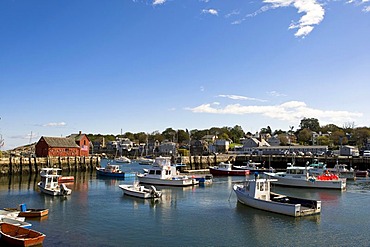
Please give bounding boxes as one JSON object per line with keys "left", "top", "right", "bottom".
{"left": 35, "top": 131, "right": 90, "bottom": 157}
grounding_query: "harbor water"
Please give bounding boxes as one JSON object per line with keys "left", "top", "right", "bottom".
{"left": 1, "top": 162, "right": 370, "bottom": 247}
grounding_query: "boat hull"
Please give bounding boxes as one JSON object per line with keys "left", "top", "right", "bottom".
{"left": 96, "top": 168, "right": 135, "bottom": 178}
{"left": 137, "top": 175, "right": 199, "bottom": 187}
{"left": 37, "top": 182, "right": 72, "bottom": 196}
{"left": 0, "top": 222, "right": 45, "bottom": 247}
{"left": 119, "top": 185, "right": 162, "bottom": 199}
{"left": 18, "top": 209, "right": 49, "bottom": 218}
{"left": 209, "top": 167, "right": 248, "bottom": 176}
{"left": 233, "top": 185, "right": 321, "bottom": 217}
{"left": 265, "top": 173, "right": 346, "bottom": 190}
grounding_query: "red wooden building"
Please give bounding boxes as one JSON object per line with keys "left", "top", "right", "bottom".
{"left": 35, "top": 132, "right": 90, "bottom": 157}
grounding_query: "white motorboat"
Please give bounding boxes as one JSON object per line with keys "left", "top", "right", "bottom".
{"left": 233, "top": 160, "right": 275, "bottom": 174}
{"left": 265, "top": 163, "right": 346, "bottom": 190}
{"left": 135, "top": 157, "right": 154, "bottom": 165}
{"left": 137, "top": 157, "right": 199, "bottom": 187}
{"left": 119, "top": 183, "right": 162, "bottom": 199}
{"left": 233, "top": 177, "right": 321, "bottom": 217}
{"left": 115, "top": 156, "right": 131, "bottom": 163}
{"left": 37, "top": 168, "right": 72, "bottom": 196}
{"left": 328, "top": 162, "right": 356, "bottom": 180}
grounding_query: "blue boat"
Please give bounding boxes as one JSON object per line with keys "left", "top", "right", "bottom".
{"left": 96, "top": 164, "right": 136, "bottom": 178}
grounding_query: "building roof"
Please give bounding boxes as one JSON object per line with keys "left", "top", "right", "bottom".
{"left": 41, "top": 137, "right": 80, "bottom": 148}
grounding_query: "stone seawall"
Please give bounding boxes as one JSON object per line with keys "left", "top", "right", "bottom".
{"left": 0, "top": 156, "right": 100, "bottom": 175}
{"left": 1, "top": 154, "right": 369, "bottom": 175}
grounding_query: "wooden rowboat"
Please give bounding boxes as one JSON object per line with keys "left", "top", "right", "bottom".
{"left": 0, "top": 222, "right": 45, "bottom": 246}
{"left": 18, "top": 209, "right": 49, "bottom": 218}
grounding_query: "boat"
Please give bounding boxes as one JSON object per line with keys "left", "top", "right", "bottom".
{"left": 355, "top": 170, "right": 368, "bottom": 177}
{"left": 4, "top": 205, "right": 49, "bottom": 218}
{"left": 328, "top": 163, "right": 356, "bottom": 180}
{"left": 209, "top": 162, "right": 249, "bottom": 176}
{"left": 195, "top": 174, "right": 213, "bottom": 185}
{"left": 119, "top": 182, "right": 162, "bottom": 199}
{"left": 114, "top": 156, "right": 131, "bottom": 163}
{"left": 96, "top": 164, "right": 136, "bottom": 178}
{"left": 135, "top": 157, "right": 154, "bottom": 165}
{"left": 37, "top": 168, "right": 72, "bottom": 196}
{"left": 233, "top": 160, "right": 275, "bottom": 173}
{"left": 265, "top": 163, "right": 346, "bottom": 190}
{"left": 19, "top": 209, "right": 49, "bottom": 218}
{"left": 306, "top": 159, "right": 327, "bottom": 176}
{"left": 137, "top": 157, "right": 199, "bottom": 186}
{"left": 233, "top": 176, "right": 321, "bottom": 217}
{"left": 0, "top": 222, "right": 45, "bottom": 246}
{"left": 39, "top": 167, "right": 74, "bottom": 183}
{"left": 0, "top": 217, "right": 32, "bottom": 229}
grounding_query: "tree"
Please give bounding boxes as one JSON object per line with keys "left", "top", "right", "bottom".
{"left": 297, "top": 128, "right": 312, "bottom": 145}
{"left": 299, "top": 118, "right": 320, "bottom": 132}
{"left": 177, "top": 129, "right": 189, "bottom": 144}
{"left": 162, "top": 128, "right": 177, "bottom": 142}
{"left": 316, "top": 135, "right": 331, "bottom": 146}
{"left": 229, "top": 125, "right": 245, "bottom": 144}
{"left": 330, "top": 130, "right": 348, "bottom": 146}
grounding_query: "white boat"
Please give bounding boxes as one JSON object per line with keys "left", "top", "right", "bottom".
{"left": 0, "top": 216, "right": 32, "bottom": 228}
{"left": 265, "top": 163, "right": 346, "bottom": 190}
{"left": 328, "top": 162, "right": 356, "bottom": 180}
{"left": 115, "top": 156, "right": 131, "bottom": 163}
{"left": 37, "top": 168, "right": 72, "bottom": 196}
{"left": 119, "top": 182, "right": 162, "bottom": 199}
{"left": 233, "top": 177, "right": 321, "bottom": 217}
{"left": 233, "top": 160, "right": 275, "bottom": 174}
{"left": 135, "top": 157, "right": 154, "bottom": 165}
{"left": 137, "top": 157, "right": 199, "bottom": 187}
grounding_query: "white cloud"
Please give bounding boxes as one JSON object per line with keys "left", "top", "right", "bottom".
{"left": 218, "top": 94, "right": 267, "bottom": 102}
{"left": 363, "top": 5, "right": 370, "bottom": 11}
{"left": 153, "top": 0, "right": 166, "bottom": 5}
{"left": 264, "top": 0, "right": 325, "bottom": 37}
{"left": 225, "top": 10, "right": 240, "bottom": 18}
{"left": 43, "top": 122, "right": 67, "bottom": 127}
{"left": 267, "top": 91, "right": 287, "bottom": 97}
{"left": 202, "top": 8, "right": 218, "bottom": 15}
{"left": 186, "top": 101, "right": 363, "bottom": 125}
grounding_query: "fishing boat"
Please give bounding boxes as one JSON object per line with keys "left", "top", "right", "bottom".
{"left": 209, "top": 162, "right": 249, "bottom": 176}
{"left": 233, "top": 176, "right": 321, "bottom": 217}
{"left": 96, "top": 164, "right": 136, "bottom": 178}
{"left": 39, "top": 167, "right": 74, "bottom": 183}
{"left": 328, "top": 163, "right": 356, "bottom": 180}
{"left": 137, "top": 157, "right": 199, "bottom": 186}
{"left": 265, "top": 163, "right": 346, "bottom": 190}
{"left": 119, "top": 182, "right": 162, "bottom": 199}
{"left": 0, "top": 222, "right": 45, "bottom": 246}
{"left": 37, "top": 168, "right": 72, "bottom": 196}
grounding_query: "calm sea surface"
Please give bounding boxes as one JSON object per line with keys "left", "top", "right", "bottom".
{"left": 1, "top": 162, "right": 370, "bottom": 247}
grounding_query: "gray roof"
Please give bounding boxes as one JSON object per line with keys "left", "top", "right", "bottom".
{"left": 42, "top": 137, "right": 80, "bottom": 148}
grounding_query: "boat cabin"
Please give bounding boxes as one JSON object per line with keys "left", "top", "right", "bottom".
{"left": 217, "top": 162, "right": 233, "bottom": 170}
{"left": 105, "top": 165, "right": 121, "bottom": 173}
{"left": 243, "top": 178, "right": 276, "bottom": 201}
{"left": 145, "top": 157, "right": 178, "bottom": 179}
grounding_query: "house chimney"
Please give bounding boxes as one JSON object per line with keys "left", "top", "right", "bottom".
{"left": 79, "top": 131, "right": 82, "bottom": 135}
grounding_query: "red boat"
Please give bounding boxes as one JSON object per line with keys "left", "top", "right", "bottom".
{"left": 209, "top": 162, "right": 249, "bottom": 176}
{"left": 0, "top": 222, "right": 46, "bottom": 247}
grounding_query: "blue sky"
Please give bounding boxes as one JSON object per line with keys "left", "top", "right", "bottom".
{"left": 0, "top": 0, "right": 369, "bottom": 150}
